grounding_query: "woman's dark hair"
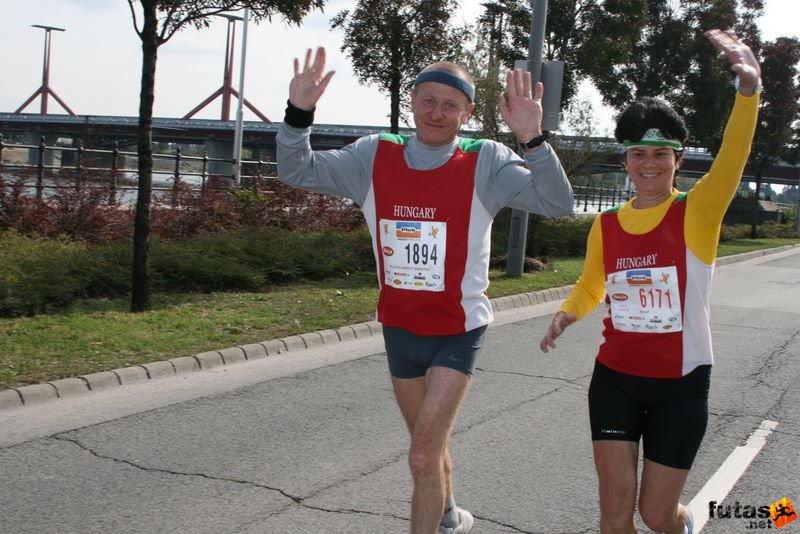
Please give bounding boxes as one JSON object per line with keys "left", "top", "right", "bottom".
{"left": 614, "top": 97, "right": 689, "bottom": 145}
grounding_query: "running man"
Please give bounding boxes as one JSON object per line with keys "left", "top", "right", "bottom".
{"left": 278, "top": 47, "right": 573, "bottom": 533}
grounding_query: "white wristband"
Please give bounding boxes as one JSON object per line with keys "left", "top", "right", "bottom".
{"left": 734, "top": 75, "right": 762, "bottom": 96}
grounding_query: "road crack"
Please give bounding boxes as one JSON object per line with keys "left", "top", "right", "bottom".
{"left": 52, "top": 434, "right": 407, "bottom": 523}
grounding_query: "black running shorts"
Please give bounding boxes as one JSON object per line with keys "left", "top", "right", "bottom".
{"left": 383, "top": 325, "right": 488, "bottom": 379}
{"left": 588, "top": 359, "right": 711, "bottom": 470}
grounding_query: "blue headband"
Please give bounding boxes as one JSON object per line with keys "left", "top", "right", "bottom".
{"left": 414, "top": 70, "right": 475, "bottom": 102}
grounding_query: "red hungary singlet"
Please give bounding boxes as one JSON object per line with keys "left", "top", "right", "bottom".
{"left": 371, "top": 135, "right": 487, "bottom": 336}
{"left": 598, "top": 195, "right": 690, "bottom": 377}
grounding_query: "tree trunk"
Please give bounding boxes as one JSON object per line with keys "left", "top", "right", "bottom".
{"left": 390, "top": 73, "right": 401, "bottom": 134}
{"left": 389, "top": 22, "right": 402, "bottom": 134}
{"left": 749, "top": 171, "right": 762, "bottom": 239}
{"left": 131, "top": 2, "right": 159, "bottom": 312}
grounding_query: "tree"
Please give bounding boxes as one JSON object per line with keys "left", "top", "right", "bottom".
{"left": 478, "top": 0, "right": 533, "bottom": 69}
{"left": 464, "top": 1, "right": 525, "bottom": 139}
{"left": 126, "top": 0, "right": 324, "bottom": 312}
{"left": 747, "top": 36, "right": 800, "bottom": 236}
{"left": 676, "top": 0, "right": 752, "bottom": 151}
{"left": 461, "top": 30, "right": 502, "bottom": 139}
{"left": 330, "top": 0, "right": 467, "bottom": 133}
{"left": 548, "top": 0, "right": 647, "bottom": 108}
{"left": 554, "top": 98, "right": 617, "bottom": 178}
{"left": 464, "top": 0, "right": 648, "bottom": 130}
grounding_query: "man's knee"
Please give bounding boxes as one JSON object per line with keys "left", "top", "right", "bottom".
{"left": 408, "top": 441, "right": 444, "bottom": 481}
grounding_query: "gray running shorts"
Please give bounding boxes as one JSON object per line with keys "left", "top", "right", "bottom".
{"left": 382, "top": 324, "right": 488, "bottom": 379}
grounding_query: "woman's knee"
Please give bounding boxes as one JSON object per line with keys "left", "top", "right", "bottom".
{"left": 599, "top": 494, "right": 636, "bottom": 531}
{"left": 597, "top": 478, "right": 637, "bottom": 531}
{"left": 638, "top": 500, "right": 679, "bottom": 533}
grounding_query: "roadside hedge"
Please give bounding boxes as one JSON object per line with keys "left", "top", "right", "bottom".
{"left": 1, "top": 214, "right": 797, "bottom": 318}
{"left": 0, "top": 227, "right": 374, "bottom": 317}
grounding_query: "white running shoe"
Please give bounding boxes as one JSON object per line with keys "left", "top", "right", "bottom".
{"left": 438, "top": 506, "right": 474, "bottom": 534}
{"left": 685, "top": 507, "right": 695, "bottom": 534}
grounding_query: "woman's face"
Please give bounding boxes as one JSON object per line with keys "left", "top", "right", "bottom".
{"left": 624, "top": 146, "right": 682, "bottom": 207}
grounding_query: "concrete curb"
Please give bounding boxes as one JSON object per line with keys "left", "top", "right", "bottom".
{"left": 0, "top": 320, "right": 383, "bottom": 411}
{"left": 1, "top": 244, "right": 796, "bottom": 411}
{"left": 714, "top": 243, "right": 797, "bottom": 266}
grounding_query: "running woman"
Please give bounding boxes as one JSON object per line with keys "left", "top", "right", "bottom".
{"left": 540, "top": 29, "right": 761, "bottom": 534}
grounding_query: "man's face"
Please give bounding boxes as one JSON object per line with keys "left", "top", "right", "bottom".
{"left": 410, "top": 81, "right": 475, "bottom": 147}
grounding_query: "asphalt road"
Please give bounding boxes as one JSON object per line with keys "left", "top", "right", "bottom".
{"left": 1, "top": 247, "right": 798, "bottom": 534}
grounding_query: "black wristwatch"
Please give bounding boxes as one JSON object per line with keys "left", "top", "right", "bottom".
{"left": 523, "top": 131, "right": 549, "bottom": 149}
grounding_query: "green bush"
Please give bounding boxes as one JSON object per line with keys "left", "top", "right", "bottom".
{"left": 528, "top": 215, "right": 594, "bottom": 257}
{"left": 720, "top": 222, "right": 800, "bottom": 241}
{"left": 288, "top": 229, "right": 375, "bottom": 280}
{"left": 491, "top": 210, "right": 594, "bottom": 260}
{"left": 0, "top": 231, "right": 91, "bottom": 316}
{"left": 150, "top": 237, "right": 266, "bottom": 292}
{"left": 80, "top": 240, "right": 133, "bottom": 298}
{"left": 149, "top": 228, "right": 375, "bottom": 291}
{"left": 1, "top": 217, "right": 793, "bottom": 318}
{"left": 0, "top": 227, "right": 377, "bottom": 317}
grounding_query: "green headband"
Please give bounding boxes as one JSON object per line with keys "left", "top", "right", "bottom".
{"left": 622, "top": 128, "right": 683, "bottom": 151}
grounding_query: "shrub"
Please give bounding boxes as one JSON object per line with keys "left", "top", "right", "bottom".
{"left": 1, "top": 168, "right": 365, "bottom": 244}
{"left": 150, "top": 237, "right": 266, "bottom": 292}
{"left": 491, "top": 210, "right": 594, "bottom": 260}
{"left": 81, "top": 240, "right": 133, "bottom": 298}
{"left": 528, "top": 215, "right": 594, "bottom": 257}
{"left": 147, "top": 228, "right": 375, "bottom": 292}
{"left": 0, "top": 168, "right": 132, "bottom": 244}
{"left": 720, "top": 222, "right": 800, "bottom": 241}
{"left": 0, "top": 227, "right": 377, "bottom": 317}
{"left": 0, "top": 231, "right": 90, "bottom": 316}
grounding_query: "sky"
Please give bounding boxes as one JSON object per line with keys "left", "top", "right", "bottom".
{"left": 1, "top": 0, "right": 798, "bottom": 134}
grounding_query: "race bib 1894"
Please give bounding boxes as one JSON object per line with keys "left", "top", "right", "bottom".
{"left": 605, "top": 266, "right": 683, "bottom": 333}
{"left": 380, "top": 219, "right": 446, "bottom": 292}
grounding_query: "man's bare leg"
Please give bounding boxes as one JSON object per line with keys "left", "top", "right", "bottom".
{"left": 392, "top": 367, "right": 471, "bottom": 533}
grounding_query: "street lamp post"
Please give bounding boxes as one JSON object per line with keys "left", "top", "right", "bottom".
{"left": 232, "top": 8, "right": 250, "bottom": 185}
{"left": 505, "top": 0, "right": 564, "bottom": 276}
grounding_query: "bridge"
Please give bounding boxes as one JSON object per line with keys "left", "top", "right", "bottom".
{"left": 1, "top": 112, "right": 798, "bottom": 187}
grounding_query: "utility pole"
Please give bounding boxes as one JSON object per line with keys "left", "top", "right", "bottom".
{"left": 232, "top": 8, "right": 250, "bottom": 185}
{"left": 506, "top": 0, "right": 564, "bottom": 276}
{"left": 795, "top": 172, "right": 800, "bottom": 232}
{"left": 15, "top": 24, "right": 75, "bottom": 115}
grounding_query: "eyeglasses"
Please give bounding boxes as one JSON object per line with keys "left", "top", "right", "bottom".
{"left": 417, "top": 97, "right": 466, "bottom": 114}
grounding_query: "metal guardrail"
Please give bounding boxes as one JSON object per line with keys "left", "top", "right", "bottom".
{"left": 572, "top": 185, "right": 631, "bottom": 213}
{"left": 13, "top": 135, "right": 783, "bottom": 218}
{"left": 0, "top": 134, "right": 277, "bottom": 203}
{"left": 3, "top": 134, "right": 641, "bottom": 214}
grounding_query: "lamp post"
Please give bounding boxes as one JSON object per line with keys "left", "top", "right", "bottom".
{"left": 232, "top": 8, "right": 250, "bottom": 185}
{"left": 795, "top": 172, "right": 800, "bottom": 232}
{"left": 506, "top": 0, "right": 547, "bottom": 277}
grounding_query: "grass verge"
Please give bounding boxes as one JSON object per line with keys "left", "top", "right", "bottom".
{"left": 1, "top": 239, "right": 797, "bottom": 390}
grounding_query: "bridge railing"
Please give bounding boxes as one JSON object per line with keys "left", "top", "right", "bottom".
{"left": 0, "top": 134, "right": 277, "bottom": 205}
{"left": 3, "top": 134, "right": 640, "bottom": 215}
{"left": 571, "top": 184, "right": 631, "bottom": 213}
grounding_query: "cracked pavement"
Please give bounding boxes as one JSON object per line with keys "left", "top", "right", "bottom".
{"left": 1, "top": 247, "right": 798, "bottom": 533}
